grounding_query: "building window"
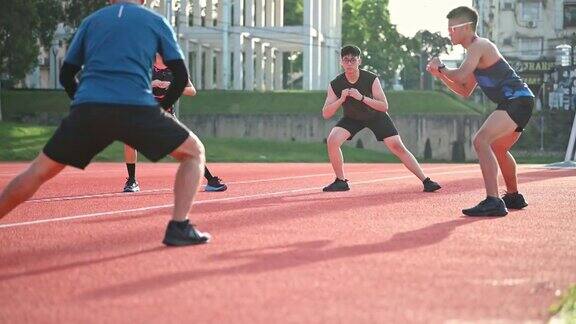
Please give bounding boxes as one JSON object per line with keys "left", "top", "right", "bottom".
{"left": 520, "top": 1, "right": 541, "bottom": 22}
{"left": 502, "top": 0, "right": 514, "bottom": 11}
{"left": 565, "top": 4, "right": 576, "bottom": 28}
{"left": 518, "top": 37, "right": 542, "bottom": 59}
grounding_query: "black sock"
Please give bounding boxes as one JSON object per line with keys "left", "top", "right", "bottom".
{"left": 126, "top": 163, "right": 136, "bottom": 180}
{"left": 204, "top": 166, "right": 214, "bottom": 181}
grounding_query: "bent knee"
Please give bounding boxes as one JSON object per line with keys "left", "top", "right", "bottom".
{"left": 327, "top": 134, "right": 346, "bottom": 147}
{"left": 472, "top": 133, "right": 490, "bottom": 149}
{"left": 172, "top": 135, "right": 205, "bottom": 161}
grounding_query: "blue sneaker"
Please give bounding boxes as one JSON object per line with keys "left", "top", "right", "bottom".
{"left": 205, "top": 177, "right": 227, "bottom": 192}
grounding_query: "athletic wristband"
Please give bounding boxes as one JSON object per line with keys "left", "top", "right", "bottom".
{"left": 438, "top": 64, "right": 446, "bottom": 73}
{"left": 361, "top": 95, "right": 365, "bottom": 102}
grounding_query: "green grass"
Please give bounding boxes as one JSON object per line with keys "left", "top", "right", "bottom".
{"left": 0, "top": 122, "right": 561, "bottom": 164}
{"left": 0, "top": 123, "right": 57, "bottom": 160}
{"left": 509, "top": 150, "right": 565, "bottom": 165}
{"left": 1, "top": 89, "right": 480, "bottom": 117}
{"left": 0, "top": 122, "right": 398, "bottom": 163}
{"left": 549, "top": 285, "right": 576, "bottom": 323}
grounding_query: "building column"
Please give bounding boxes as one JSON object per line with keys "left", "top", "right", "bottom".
{"left": 192, "top": 0, "right": 201, "bottom": 26}
{"left": 220, "top": 0, "right": 231, "bottom": 89}
{"left": 233, "top": 0, "right": 244, "bottom": 26}
{"left": 265, "top": 46, "right": 274, "bottom": 90}
{"left": 244, "top": 38, "right": 255, "bottom": 90}
{"left": 204, "top": 47, "right": 214, "bottom": 89}
{"left": 313, "top": 0, "right": 322, "bottom": 90}
{"left": 274, "top": 50, "right": 283, "bottom": 90}
{"left": 255, "top": 0, "right": 264, "bottom": 27}
{"left": 177, "top": 3, "right": 190, "bottom": 69}
{"left": 215, "top": 50, "right": 223, "bottom": 89}
{"left": 265, "top": 0, "right": 274, "bottom": 26}
{"left": 245, "top": 0, "right": 255, "bottom": 27}
{"left": 194, "top": 43, "right": 203, "bottom": 89}
{"left": 49, "top": 40, "right": 60, "bottom": 89}
{"left": 274, "top": 0, "right": 284, "bottom": 26}
{"left": 233, "top": 35, "right": 244, "bottom": 89}
{"left": 205, "top": 0, "right": 214, "bottom": 26}
{"left": 302, "top": 0, "right": 313, "bottom": 90}
{"left": 255, "top": 41, "right": 265, "bottom": 91}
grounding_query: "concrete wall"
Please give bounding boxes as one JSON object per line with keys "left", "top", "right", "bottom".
{"left": 14, "top": 112, "right": 482, "bottom": 161}
{"left": 180, "top": 114, "right": 483, "bottom": 161}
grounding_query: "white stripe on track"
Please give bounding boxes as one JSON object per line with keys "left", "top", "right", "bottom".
{"left": 23, "top": 165, "right": 476, "bottom": 204}
{"left": 0, "top": 168, "right": 480, "bottom": 229}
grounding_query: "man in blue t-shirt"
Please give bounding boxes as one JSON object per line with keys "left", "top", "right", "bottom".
{"left": 0, "top": 0, "right": 210, "bottom": 246}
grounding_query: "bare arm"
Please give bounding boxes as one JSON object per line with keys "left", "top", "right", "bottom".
{"left": 438, "top": 43, "right": 482, "bottom": 84}
{"left": 365, "top": 78, "right": 388, "bottom": 112}
{"left": 432, "top": 69, "right": 477, "bottom": 97}
{"left": 182, "top": 80, "right": 197, "bottom": 96}
{"left": 322, "top": 85, "right": 347, "bottom": 119}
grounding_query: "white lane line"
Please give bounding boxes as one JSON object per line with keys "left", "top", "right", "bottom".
{"left": 0, "top": 168, "right": 480, "bottom": 230}
{"left": 23, "top": 165, "right": 476, "bottom": 204}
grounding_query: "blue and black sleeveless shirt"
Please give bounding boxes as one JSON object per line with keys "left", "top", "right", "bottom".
{"left": 473, "top": 58, "right": 534, "bottom": 104}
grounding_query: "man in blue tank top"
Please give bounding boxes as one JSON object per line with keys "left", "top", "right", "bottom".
{"left": 0, "top": 0, "right": 211, "bottom": 246}
{"left": 427, "top": 6, "right": 534, "bottom": 217}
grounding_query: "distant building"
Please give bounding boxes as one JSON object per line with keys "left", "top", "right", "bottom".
{"left": 473, "top": 0, "right": 574, "bottom": 88}
{"left": 23, "top": 0, "right": 343, "bottom": 91}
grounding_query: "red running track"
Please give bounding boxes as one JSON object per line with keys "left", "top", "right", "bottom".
{"left": 0, "top": 162, "right": 575, "bottom": 323}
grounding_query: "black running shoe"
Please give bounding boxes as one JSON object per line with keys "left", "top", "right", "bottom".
{"left": 423, "top": 177, "right": 441, "bottom": 192}
{"left": 162, "top": 219, "right": 211, "bottom": 246}
{"left": 205, "top": 177, "right": 228, "bottom": 192}
{"left": 502, "top": 192, "right": 528, "bottom": 210}
{"left": 323, "top": 178, "right": 350, "bottom": 192}
{"left": 123, "top": 178, "right": 140, "bottom": 193}
{"left": 462, "top": 197, "right": 508, "bottom": 217}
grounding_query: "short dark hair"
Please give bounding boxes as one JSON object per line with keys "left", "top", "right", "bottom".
{"left": 340, "top": 45, "right": 361, "bottom": 58}
{"left": 447, "top": 6, "right": 478, "bottom": 30}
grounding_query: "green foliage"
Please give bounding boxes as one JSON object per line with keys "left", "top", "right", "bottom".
{"left": 342, "top": 0, "right": 404, "bottom": 85}
{"left": 0, "top": 0, "right": 62, "bottom": 84}
{"left": 401, "top": 30, "right": 452, "bottom": 90}
{"left": 63, "top": 0, "right": 108, "bottom": 29}
{"left": 1, "top": 89, "right": 480, "bottom": 117}
{"left": 549, "top": 285, "right": 576, "bottom": 323}
{"left": 283, "top": 0, "right": 304, "bottom": 26}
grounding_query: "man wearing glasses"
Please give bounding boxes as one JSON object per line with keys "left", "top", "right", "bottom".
{"left": 321, "top": 45, "right": 442, "bottom": 193}
{"left": 427, "top": 6, "right": 534, "bottom": 217}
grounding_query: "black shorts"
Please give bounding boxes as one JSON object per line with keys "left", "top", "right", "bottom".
{"left": 43, "top": 104, "right": 190, "bottom": 169}
{"left": 336, "top": 115, "right": 399, "bottom": 141}
{"left": 496, "top": 97, "right": 534, "bottom": 132}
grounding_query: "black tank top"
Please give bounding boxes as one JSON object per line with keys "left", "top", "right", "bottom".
{"left": 330, "top": 69, "right": 380, "bottom": 121}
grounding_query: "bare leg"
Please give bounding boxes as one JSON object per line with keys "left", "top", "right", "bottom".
{"left": 169, "top": 133, "right": 205, "bottom": 222}
{"left": 491, "top": 132, "right": 522, "bottom": 193}
{"left": 473, "top": 111, "right": 518, "bottom": 197}
{"left": 326, "top": 127, "right": 351, "bottom": 180}
{"left": 384, "top": 135, "right": 426, "bottom": 181}
{"left": 124, "top": 145, "right": 137, "bottom": 164}
{"left": 0, "top": 153, "right": 66, "bottom": 219}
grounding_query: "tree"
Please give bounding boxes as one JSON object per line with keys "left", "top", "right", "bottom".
{"left": 0, "top": 0, "right": 62, "bottom": 86}
{"left": 63, "top": 0, "right": 107, "bottom": 30}
{"left": 342, "top": 0, "right": 404, "bottom": 87}
{"left": 400, "top": 30, "right": 452, "bottom": 89}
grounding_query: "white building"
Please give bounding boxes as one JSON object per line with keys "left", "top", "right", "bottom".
{"left": 473, "top": 0, "right": 576, "bottom": 85}
{"left": 25, "top": 0, "right": 342, "bottom": 91}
